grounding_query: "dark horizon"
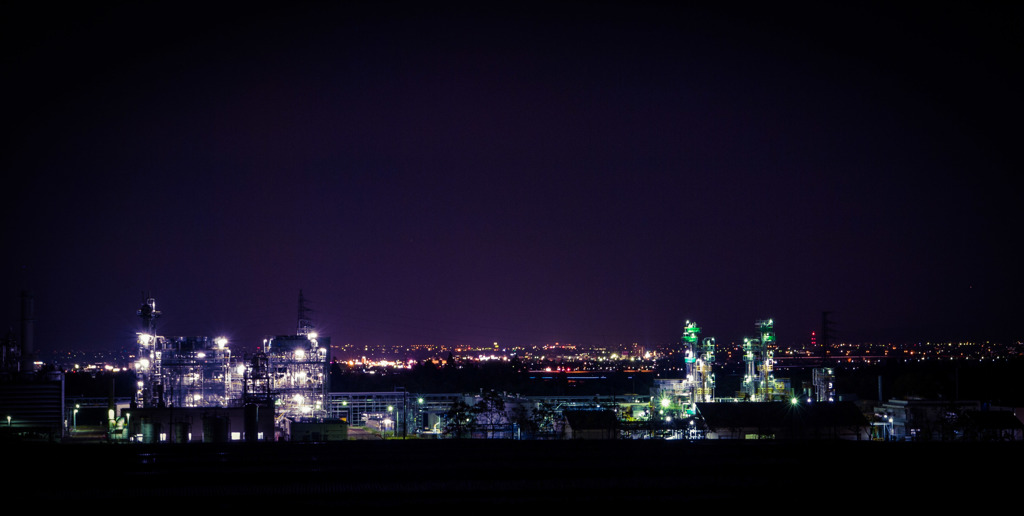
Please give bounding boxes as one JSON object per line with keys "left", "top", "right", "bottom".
{"left": 4, "top": 3, "right": 1021, "bottom": 354}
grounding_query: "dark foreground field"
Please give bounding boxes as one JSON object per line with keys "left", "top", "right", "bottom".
{"left": 7, "top": 439, "right": 1018, "bottom": 509}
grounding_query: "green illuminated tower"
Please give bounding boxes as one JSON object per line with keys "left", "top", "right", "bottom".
{"left": 682, "top": 321, "right": 715, "bottom": 414}
{"left": 742, "top": 318, "right": 780, "bottom": 401}
{"left": 683, "top": 321, "right": 699, "bottom": 414}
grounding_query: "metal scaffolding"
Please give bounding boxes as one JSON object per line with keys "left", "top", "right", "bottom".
{"left": 135, "top": 334, "right": 235, "bottom": 409}
{"left": 263, "top": 333, "right": 330, "bottom": 421}
{"left": 742, "top": 319, "right": 787, "bottom": 401}
{"left": 681, "top": 321, "right": 715, "bottom": 414}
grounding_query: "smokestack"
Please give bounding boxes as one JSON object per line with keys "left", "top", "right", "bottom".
{"left": 20, "top": 290, "right": 34, "bottom": 373}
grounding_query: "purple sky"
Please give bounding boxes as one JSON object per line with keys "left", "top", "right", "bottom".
{"left": 4, "top": 3, "right": 1021, "bottom": 353}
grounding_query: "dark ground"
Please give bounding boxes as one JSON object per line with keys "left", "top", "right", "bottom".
{"left": 6, "top": 439, "right": 1019, "bottom": 509}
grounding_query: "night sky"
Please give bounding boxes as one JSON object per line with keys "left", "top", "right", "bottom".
{"left": 3, "top": 3, "right": 1021, "bottom": 354}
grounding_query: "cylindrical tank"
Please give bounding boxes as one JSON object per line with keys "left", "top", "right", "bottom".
{"left": 244, "top": 403, "right": 260, "bottom": 442}
{"left": 203, "top": 415, "right": 229, "bottom": 443}
{"left": 141, "top": 421, "right": 160, "bottom": 444}
{"left": 172, "top": 422, "right": 189, "bottom": 443}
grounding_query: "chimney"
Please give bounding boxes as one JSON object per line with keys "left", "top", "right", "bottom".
{"left": 20, "top": 290, "right": 35, "bottom": 372}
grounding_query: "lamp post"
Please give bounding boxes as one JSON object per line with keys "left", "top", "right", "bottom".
{"left": 387, "top": 405, "right": 394, "bottom": 438}
{"left": 418, "top": 397, "right": 425, "bottom": 436}
{"left": 73, "top": 404, "right": 80, "bottom": 433}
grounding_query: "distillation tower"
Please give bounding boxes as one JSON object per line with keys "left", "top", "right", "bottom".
{"left": 654, "top": 321, "right": 717, "bottom": 417}
{"left": 812, "top": 367, "right": 835, "bottom": 402}
{"left": 682, "top": 321, "right": 715, "bottom": 414}
{"left": 812, "top": 311, "right": 836, "bottom": 402}
{"left": 741, "top": 318, "right": 786, "bottom": 401}
{"left": 135, "top": 297, "right": 162, "bottom": 408}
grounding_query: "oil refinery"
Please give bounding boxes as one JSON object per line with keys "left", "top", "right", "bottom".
{"left": 7, "top": 287, "right": 1021, "bottom": 445}
{"left": 129, "top": 294, "right": 331, "bottom": 442}
{"left": 126, "top": 296, "right": 866, "bottom": 442}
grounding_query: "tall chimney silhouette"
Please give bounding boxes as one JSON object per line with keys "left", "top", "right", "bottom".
{"left": 20, "top": 290, "right": 34, "bottom": 372}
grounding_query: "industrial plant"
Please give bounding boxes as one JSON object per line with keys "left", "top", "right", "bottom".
{"left": 0, "top": 291, "right": 64, "bottom": 441}
{"left": 124, "top": 299, "right": 861, "bottom": 442}
{"left": 4, "top": 290, "right": 1021, "bottom": 444}
{"left": 128, "top": 292, "right": 331, "bottom": 442}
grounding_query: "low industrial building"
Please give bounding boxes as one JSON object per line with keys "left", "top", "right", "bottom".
{"left": 696, "top": 401, "right": 869, "bottom": 440}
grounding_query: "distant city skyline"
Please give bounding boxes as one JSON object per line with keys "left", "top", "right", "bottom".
{"left": 4, "top": 4, "right": 1021, "bottom": 354}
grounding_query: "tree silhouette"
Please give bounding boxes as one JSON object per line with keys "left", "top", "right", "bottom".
{"left": 474, "top": 390, "right": 509, "bottom": 439}
{"left": 530, "top": 402, "right": 559, "bottom": 439}
{"left": 443, "top": 399, "right": 475, "bottom": 439}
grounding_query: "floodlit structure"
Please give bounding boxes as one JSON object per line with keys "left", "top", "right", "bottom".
{"left": 652, "top": 321, "right": 716, "bottom": 418}
{"left": 812, "top": 367, "right": 835, "bottom": 402}
{"left": 134, "top": 297, "right": 238, "bottom": 409}
{"left": 263, "top": 332, "right": 330, "bottom": 421}
{"left": 741, "top": 319, "right": 787, "bottom": 401}
{"left": 134, "top": 335, "right": 237, "bottom": 409}
{"left": 681, "top": 321, "right": 715, "bottom": 414}
{"left": 155, "top": 336, "right": 235, "bottom": 408}
{"left": 130, "top": 293, "right": 334, "bottom": 441}
{"left": 133, "top": 293, "right": 332, "bottom": 441}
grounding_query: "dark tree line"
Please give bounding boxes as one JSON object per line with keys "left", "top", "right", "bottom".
{"left": 331, "top": 359, "right": 654, "bottom": 396}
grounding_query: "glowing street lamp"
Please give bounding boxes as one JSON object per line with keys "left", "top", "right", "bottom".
{"left": 387, "top": 406, "right": 395, "bottom": 438}
{"left": 659, "top": 397, "right": 671, "bottom": 416}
